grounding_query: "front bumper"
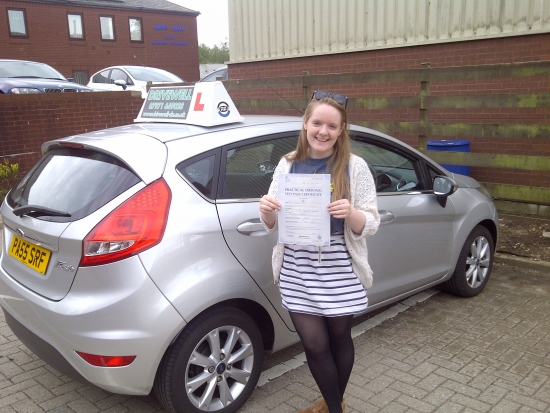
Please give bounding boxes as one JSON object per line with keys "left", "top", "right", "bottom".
{"left": 0, "top": 256, "right": 185, "bottom": 395}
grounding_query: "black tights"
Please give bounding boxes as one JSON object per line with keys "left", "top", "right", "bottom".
{"left": 290, "top": 312, "right": 354, "bottom": 413}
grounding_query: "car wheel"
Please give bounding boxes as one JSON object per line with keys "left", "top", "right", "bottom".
{"left": 443, "top": 225, "right": 494, "bottom": 297}
{"left": 154, "top": 307, "right": 264, "bottom": 413}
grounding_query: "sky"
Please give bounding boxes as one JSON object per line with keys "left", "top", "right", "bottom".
{"left": 168, "top": 0, "right": 229, "bottom": 47}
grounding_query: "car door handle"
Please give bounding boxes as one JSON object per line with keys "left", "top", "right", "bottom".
{"left": 237, "top": 219, "right": 267, "bottom": 235}
{"left": 378, "top": 210, "right": 396, "bottom": 224}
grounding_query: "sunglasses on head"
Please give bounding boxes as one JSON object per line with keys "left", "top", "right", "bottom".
{"left": 311, "top": 90, "right": 348, "bottom": 108}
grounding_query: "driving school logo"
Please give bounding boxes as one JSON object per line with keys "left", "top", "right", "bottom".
{"left": 217, "top": 101, "right": 230, "bottom": 117}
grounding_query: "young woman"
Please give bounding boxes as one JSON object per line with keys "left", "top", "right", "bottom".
{"left": 259, "top": 91, "right": 380, "bottom": 413}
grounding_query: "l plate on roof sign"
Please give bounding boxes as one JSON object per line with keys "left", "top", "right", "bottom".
{"left": 135, "top": 81, "right": 243, "bottom": 126}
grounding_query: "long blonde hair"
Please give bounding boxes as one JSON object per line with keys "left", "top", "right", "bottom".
{"left": 285, "top": 98, "right": 351, "bottom": 201}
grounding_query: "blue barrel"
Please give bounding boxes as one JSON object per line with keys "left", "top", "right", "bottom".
{"left": 427, "top": 139, "right": 471, "bottom": 176}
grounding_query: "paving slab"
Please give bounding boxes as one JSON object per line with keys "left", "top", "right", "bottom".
{"left": 0, "top": 215, "right": 549, "bottom": 412}
{"left": 0, "top": 260, "right": 547, "bottom": 412}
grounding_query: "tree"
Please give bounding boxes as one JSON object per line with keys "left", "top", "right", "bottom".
{"left": 199, "top": 41, "right": 229, "bottom": 64}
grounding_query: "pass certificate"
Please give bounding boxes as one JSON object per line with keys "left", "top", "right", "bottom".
{"left": 277, "top": 173, "right": 331, "bottom": 246}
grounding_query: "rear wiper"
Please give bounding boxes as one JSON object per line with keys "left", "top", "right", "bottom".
{"left": 13, "top": 204, "right": 71, "bottom": 218}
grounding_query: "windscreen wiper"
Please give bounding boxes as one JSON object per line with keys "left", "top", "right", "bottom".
{"left": 13, "top": 205, "right": 71, "bottom": 217}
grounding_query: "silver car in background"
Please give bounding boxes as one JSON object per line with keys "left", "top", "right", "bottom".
{"left": 0, "top": 115, "right": 498, "bottom": 413}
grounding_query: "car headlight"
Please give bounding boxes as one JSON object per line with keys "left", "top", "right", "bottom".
{"left": 11, "top": 87, "right": 42, "bottom": 94}
{"left": 476, "top": 185, "right": 493, "bottom": 200}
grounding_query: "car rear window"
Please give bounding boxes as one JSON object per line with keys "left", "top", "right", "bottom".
{"left": 6, "top": 147, "right": 140, "bottom": 222}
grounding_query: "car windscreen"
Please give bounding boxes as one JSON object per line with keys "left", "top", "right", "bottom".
{"left": 0, "top": 61, "right": 66, "bottom": 80}
{"left": 125, "top": 67, "right": 182, "bottom": 82}
{"left": 6, "top": 147, "right": 140, "bottom": 222}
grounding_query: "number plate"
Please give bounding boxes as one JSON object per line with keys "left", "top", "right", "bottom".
{"left": 8, "top": 235, "right": 51, "bottom": 275}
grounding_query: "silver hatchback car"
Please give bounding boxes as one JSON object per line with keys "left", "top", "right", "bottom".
{"left": 0, "top": 83, "right": 498, "bottom": 413}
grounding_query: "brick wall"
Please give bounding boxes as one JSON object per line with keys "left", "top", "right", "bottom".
{"left": 228, "top": 34, "right": 550, "bottom": 78}
{"left": 226, "top": 34, "right": 550, "bottom": 192}
{"left": 1, "top": 1, "right": 200, "bottom": 82}
{"left": 0, "top": 91, "right": 143, "bottom": 174}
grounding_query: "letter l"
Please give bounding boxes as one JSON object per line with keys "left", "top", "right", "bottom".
{"left": 194, "top": 92, "right": 205, "bottom": 111}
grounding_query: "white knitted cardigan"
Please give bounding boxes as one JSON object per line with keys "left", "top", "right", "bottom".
{"left": 260, "top": 154, "right": 380, "bottom": 290}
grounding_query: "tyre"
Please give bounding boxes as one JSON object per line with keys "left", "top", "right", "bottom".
{"left": 443, "top": 225, "right": 494, "bottom": 297}
{"left": 154, "top": 307, "right": 264, "bottom": 413}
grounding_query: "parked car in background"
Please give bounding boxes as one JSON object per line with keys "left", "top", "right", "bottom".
{"left": 0, "top": 59, "right": 93, "bottom": 94}
{"left": 199, "top": 65, "right": 228, "bottom": 82}
{"left": 87, "top": 65, "right": 184, "bottom": 98}
{"left": 0, "top": 83, "right": 498, "bottom": 413}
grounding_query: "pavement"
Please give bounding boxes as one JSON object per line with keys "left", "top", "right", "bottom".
{"left": 0, "top": 228, "right": 549, "bottom": 412}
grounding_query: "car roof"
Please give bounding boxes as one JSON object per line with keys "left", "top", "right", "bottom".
{"left": 0, "top": 59, "right": 52, "bottom": 65}
{"left": 92, "top": 65, "right": 172, "bottom": 72}
{"left": 54, "top": 115, "right": 302, "bottom": 145}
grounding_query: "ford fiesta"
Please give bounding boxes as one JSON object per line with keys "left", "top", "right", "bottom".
{"left": 0, "top": 83, "right": 498, "bottom": 413}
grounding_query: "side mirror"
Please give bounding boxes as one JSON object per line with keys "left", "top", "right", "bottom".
{"left": 433, "top": 176, "right": 457, "bottom": 196}
{"left": 114, "top": 79, "right": 127, "bottom": 90}
{"left": 433, "top": 176, "right": 457, "bottom": 207}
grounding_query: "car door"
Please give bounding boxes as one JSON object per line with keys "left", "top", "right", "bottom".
{"left": 350, "top": 134, "right": 456, "bottom": 306}
{"left": 89, "top": 69, "right": 115, "bottom": 91}
{"left": 110, "top": 68, "right": 134, "bottom": 91}
{"left": 215, "top": 133, "right": 298, "bottom": 330}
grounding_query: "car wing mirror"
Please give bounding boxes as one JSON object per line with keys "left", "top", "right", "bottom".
{"left": 433, "top": 176, "right": 458, "bottom": 207}
{"left": 114, "top": 79, "right": 127, "bottom": 90}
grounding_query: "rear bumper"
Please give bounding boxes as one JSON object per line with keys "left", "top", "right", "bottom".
{"left": 3, "top": 309, "right": 93, "bottom": 386}
{"left": 0, "top": 256, "right": 185, "bottom": 395}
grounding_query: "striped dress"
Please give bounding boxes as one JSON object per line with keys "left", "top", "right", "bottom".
{"left": 279, "top": 157, "right": 369, "bottom": 317}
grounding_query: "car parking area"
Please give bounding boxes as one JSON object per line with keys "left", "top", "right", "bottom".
{"left": 0, "top": 259, "right": 549, "bottom": 412}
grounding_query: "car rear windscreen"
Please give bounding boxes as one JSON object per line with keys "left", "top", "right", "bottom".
{"left": 7, "top": 147, "right": 140, "bottom": 222}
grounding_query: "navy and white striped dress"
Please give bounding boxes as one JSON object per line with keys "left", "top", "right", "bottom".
{"left": 279, "top": 157, "right": 369, "bottom": 317}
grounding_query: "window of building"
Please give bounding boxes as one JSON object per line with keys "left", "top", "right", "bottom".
{"left": 129, "top": 17, "right": 143, "bottom": 42}
{"left": 100, "top": 16, "right": 115, "bottom": 41}
{"left": 73, "top": 71, "right": 89, "bottom": 85}
{"left": 67, "top": 13, "right": 85, "bottom": 39}
{"left": 7, "top": 9, "right": 28, "bottom": 38}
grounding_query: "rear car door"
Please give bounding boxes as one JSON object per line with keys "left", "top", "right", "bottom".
{"left": 215, "top": 133, "right": 299, "bottom": 330}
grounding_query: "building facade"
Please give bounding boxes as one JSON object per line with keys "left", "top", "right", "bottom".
{"left": 1, "top": 0, "right": 200, "bottom": 83}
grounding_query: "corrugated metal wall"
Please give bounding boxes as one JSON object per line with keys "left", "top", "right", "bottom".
{"left": 228, "top": 0, "right": 550, "bottom": 63}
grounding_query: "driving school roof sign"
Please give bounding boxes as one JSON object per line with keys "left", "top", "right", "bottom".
{"left": 135, "top": 81, "right": 243, "bottom": 126}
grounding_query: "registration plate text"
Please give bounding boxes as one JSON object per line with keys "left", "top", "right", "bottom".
{"left": 9, "top": 235, "right": 51, "bottom": 275}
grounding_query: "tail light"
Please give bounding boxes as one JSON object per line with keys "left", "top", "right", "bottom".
{"left": 76, "top": 351, "right": 136, "bottom": 367}
{"left": 80, "top": 179, "right": 171, "bottom": 267}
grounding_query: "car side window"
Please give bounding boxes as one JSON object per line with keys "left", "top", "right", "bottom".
{"left": 93, "top": 70, "right": 110, "bottom": 84}
{"left": 177, "top": 154, "right": 216, "bottom": 198}
{"left": 350, "top": 136, "right": 426, "bottom": 193}
{"left": 110, "top": 69, "right": 129, "bottom": 84}
{"left": 219, "top": 135, "right": 298, "bottom": 200}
